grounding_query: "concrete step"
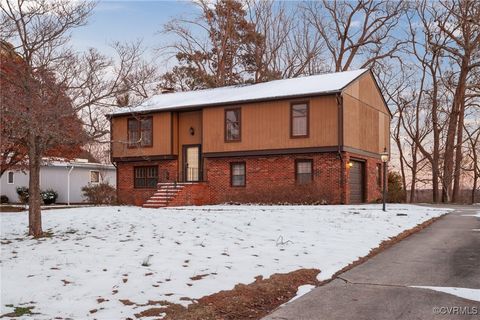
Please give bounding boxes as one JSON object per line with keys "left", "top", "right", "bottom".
{"left": 143, "top": 203, "right": 167, "bottom": 208}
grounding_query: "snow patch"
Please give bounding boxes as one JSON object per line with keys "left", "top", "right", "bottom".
{"left": 289, "top": 284, "right": 316, "bottom": 303}
{"left": 0, "top": 204, "right": 449, "bottom": 319}
{"left": 411, "top": 286, "right": 480, "bottom": 302}
{"left": 112, "top": 69, "right": 368, "bottom": 115}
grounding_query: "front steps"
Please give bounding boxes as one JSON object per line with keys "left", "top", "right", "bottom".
{"left": 142, "top": 183, "right": 185, "bottom": 208}
{"left": 142, "top": 182, "right": 212, "bottom": 208}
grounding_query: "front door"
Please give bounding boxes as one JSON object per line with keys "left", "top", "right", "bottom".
{"left": 183, "top": 145, "right": 201, "bottom": 182}
{"left": 349, "top": 160, "right": 365, "bottom": 204}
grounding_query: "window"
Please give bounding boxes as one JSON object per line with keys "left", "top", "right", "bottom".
{"left": 128, "top": 117, "right": 153, "bottom": 147}
{"left": 291, "top": 102, "right": 309, "bottom": 137}
{"left": 225, "top": 108, "right": 241, "bottom": 141}
{"left": 7, "top": 171, "right": 14, "bottom": 184}
{"left": 377, "top": 164, "right": 382, "bottom": 188}
{"left": 134, "top": 166, "right": 158, "bottom": 188}
{"left": 296, "top": 160, "right": 313, "bottom": 184}
{"left": 90, "top": 171, "right": 100, "bottom": 184}
{"left": 230, "top": 162, "right": 246, "bottom": 187}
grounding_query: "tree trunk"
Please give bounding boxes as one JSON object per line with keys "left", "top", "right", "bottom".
{"left": 28, "top": 140, "right": 43, "bottom": 238}
{"left": 452, "top": 100, "right": 466, "bottom": 203}
{"left": 472, "top": 173, "right": 478, "bottom": 205}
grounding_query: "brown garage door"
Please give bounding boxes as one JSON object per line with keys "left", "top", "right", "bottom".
{"left": 349, "top": 160, "right": 365, "bottom": 204}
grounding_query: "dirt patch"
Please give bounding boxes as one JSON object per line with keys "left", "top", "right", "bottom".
{"left": 0, "top": 206, "right": 25, "bottom": 213}
{"left": 134, "top": 268, "right": 320, "bottom": 320}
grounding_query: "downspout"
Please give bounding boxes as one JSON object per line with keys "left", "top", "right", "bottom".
{"left": 336, "top": 93, "right": 345, "bottom": 204}
{"left": 67, "top": 165, "right": 74, "bottom": 206}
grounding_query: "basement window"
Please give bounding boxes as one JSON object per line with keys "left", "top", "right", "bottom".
{"left": 230, "top": 162, "right": 246, "bottom": 187}
{"left": 295, "top": 159, "right": 313, "bottom": 184}
{"left": 134, "top": 166, "right": 158, "bottom": 189}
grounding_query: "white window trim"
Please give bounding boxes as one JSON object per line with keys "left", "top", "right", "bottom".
{"left": 7, "top": 171, "right": 14, "bottom": 184}
{"left": 90, "top": 170, "right": 100, "bottom": 184}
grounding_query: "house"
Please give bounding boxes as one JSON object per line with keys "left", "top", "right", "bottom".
{"left": 0, "top": 159, "right": 116, "bottom": 204}
{"left": 109, "top": 69, "right": 390, "bottom": 207}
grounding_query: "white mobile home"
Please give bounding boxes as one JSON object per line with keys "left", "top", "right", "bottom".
{"left": 0, "top": 159, "right": 116, "bottom": 204}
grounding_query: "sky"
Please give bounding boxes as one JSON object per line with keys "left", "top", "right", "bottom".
{"left": 71, "top": 1, "right": 196, "bottom": 60}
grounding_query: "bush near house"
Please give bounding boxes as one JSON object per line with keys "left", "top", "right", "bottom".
{"left": 16, "top": 187, "right": 59, "bottom": 205}
{"left": 387, "top": 171, "right": 406, "bottom": 203}
{"left": 41, "top": 189, "right": 58, "bottom": 205}
{"left": 16, "top": 187, "right": 29, "bottom": 204}
{"left": 82, "top": 183, "right": 116, "bottom": 205}
{"left": 1, "top": 195, "right": 9, "bottom": 203}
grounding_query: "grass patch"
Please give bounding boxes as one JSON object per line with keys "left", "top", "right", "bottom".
{"left": 1, "top": 305, "right": 35, "bottom": 317}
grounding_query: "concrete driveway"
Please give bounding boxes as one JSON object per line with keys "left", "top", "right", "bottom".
{"left": 264, "top": 205, "right": 480, "bottom": 320}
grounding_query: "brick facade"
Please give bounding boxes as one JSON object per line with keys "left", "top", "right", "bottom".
{"left": 344, "top": 152, "right": 383, "bottom": 203}
{"left": 205, "top": 153, "right": 343, "bottom": 204}
{"left": 116, "top": 159, "right": 178, "bottom": 206}
{"left": 116, "top": 152, "right": 384, "bottom": 206}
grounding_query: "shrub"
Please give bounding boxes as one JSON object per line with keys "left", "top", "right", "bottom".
{"left": 16, "top": 187, "right": 29, "bottom": 204}
{"left": 0, "top": 195, "right": 8, "bottom": 204}
{"left": 16, "top": 187, "right": 59, "bottom": 205}
{"left": 41, "top": 189, "right": 58, "bottom": 205}
{"left": 82, "top": 183, "right": 116, "bottom": 204}
{"left": 387, "top": 171, "right": 406, "bottom": 203}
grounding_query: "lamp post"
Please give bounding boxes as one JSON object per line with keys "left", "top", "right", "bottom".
{"left": 380, "top": 148, "right": 389, "bottom": 212}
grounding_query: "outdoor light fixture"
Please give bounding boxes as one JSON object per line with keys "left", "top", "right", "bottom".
{"left": 380, "top": 147, "right": 389, "bottom": 212}
{"left": 189, "top": 127, "right": 195, "bottom": 136}
{"left": 347, "top": 161, "right": 353, "bottom": 168}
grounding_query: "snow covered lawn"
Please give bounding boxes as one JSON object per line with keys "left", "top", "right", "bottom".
{"left": 1, "top": 204, "right": 450, "bottom": 319}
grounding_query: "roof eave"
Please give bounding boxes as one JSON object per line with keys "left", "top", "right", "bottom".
{"left": 106, "top": 89, "right": 343, "bottom": 118}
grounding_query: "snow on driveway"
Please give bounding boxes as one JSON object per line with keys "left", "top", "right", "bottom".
{"left": 0, "top": 204, "right": 450, "bottom": 319}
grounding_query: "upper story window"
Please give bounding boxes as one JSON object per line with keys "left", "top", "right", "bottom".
{"left": 295, "top": 159, "right": 313, "bottom": 184}
{"left": 291, "top": 102, "right": 309, "bottom": 137}
{"left": 225, "top": 108, "right": 241, "bottom": 142}
{"left": 128, "top": 117, "right": 153, "bottom": 147}
{"left": 90, "top": 171, "right": 100, "bottom": 184}
{"left": 134, "top": 166, "right": 158, "bottom": 188}
{"left": 7, "top": 171, "right": 14, "bottom": 184}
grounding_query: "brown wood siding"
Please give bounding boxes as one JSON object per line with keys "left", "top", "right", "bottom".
{"left": 202, "top": 95, "right": 338, "bottom": 153}
{"left": 343, "top": 94, "right": 381, "bottom": 154}
{"left": 178, "top": 110, "right": 202, "bottom": 179}
{"left": 342, "top": 72, "right": 390, "bottom": 155}
{"left": 111, "top": 112, "right": 172, "bottom": 158}
{"left": 342, "top": 72, "right": 388, "bottom": 114}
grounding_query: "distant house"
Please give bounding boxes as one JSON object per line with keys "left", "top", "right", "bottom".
{"left": 0, "top": 159, "right": 116, "bottom": 204}
{"left": 108, "top": 69, "right": 390, "bottom": 207}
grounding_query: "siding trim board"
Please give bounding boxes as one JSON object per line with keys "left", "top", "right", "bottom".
{"left": 203, "top": 146, "right": 383, "bottom": 159}
{"left": 113, "top": 155, "right": 177, "bottom": 162}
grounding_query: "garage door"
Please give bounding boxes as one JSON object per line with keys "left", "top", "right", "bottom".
{"left": 349, "top": 160, "right": 365, "bottom": 204}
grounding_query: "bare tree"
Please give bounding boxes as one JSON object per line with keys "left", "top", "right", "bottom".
{"left": 429, "top": 0, "right": 480, "bottom": 202}
{"left": 245, "top": 0, "right": 326, "bottom": 80}
{"left": 301, "top": 0, "right": 407, "bottom": 72}
{"left": 0, "top": 0, "right": 158, "bottom": 237}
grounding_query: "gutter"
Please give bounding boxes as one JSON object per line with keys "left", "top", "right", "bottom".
{"left": 67, "top": 165, "right": 74, "bottom": 206}
{"left": 336, "top": 93, "right": 345, "bottom": 204}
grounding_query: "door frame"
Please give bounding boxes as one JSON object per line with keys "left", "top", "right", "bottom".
{"left": 349, "top": 158, "right": 366, "bottom": 203}
{"left": 182, "top": 144, "right": 202, "bottom": 182}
